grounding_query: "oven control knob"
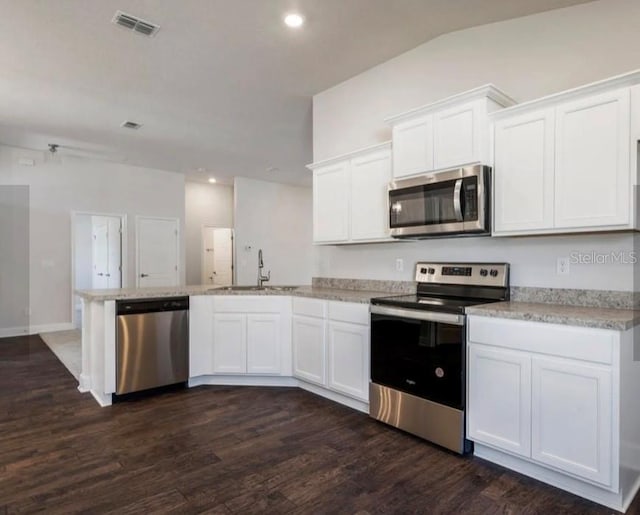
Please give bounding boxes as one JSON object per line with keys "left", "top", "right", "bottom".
{"left": 428, "top": 267, "right": 436, "bottom": 275}
{"left": 480, "top": 268, "right": 488, "bottom": 277}
{"left": 420, "top": 267, "right": 428, "bottom": 275}
{"left": 490, "top": 269, "right": 499, "bottom": 277}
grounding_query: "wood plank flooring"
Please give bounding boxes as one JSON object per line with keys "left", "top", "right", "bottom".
{"left": 1, "top": 335, "right": 638, "bottom": 514}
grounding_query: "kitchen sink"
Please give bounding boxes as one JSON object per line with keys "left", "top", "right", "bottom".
{"left": 208, "top": 285, "right": 299, "bottom": 292}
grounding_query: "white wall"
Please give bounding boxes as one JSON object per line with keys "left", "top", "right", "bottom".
{"left": 0, "top": 185, "right": 29, "bottom": 334}
{"left": 234, "top": 177, "right": 313, "bottom": 286}
{"left": 312, "top": 0, "right": 640, "bottom": 290}
{"left": 0, "top": 144, "right": 186, "bottom": 331}
{"left": 74, "top": 214, "right": 93, "bottom": 293}
{"left": 185, "top": 182, "right": 234, "bottom": 285}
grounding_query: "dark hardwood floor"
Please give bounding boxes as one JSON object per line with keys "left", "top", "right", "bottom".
{"left": 1, "top": 335, "right": 638, "bottom": 514}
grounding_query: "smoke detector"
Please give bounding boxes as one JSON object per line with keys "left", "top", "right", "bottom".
{"left": 112, "top": 11, "right": 160, "bottom": 37}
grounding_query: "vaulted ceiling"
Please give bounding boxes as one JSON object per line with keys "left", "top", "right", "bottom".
{"left": 0, "top": 0, "right": 593, "bottom": 185}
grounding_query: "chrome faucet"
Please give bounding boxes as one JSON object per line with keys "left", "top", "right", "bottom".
{"left": 257, "top": 249, "right": 270, "bottom": 287}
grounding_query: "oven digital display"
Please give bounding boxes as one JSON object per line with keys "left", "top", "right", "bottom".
{"left": 441, "top": 266, "right": 472, "bottom": 277}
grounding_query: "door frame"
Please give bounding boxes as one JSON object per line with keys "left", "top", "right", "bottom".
{"left": 70, "top": 211, "right": 127, "bottom": 328}
{"left": 200, "top": 224, "right": 235, "bottom": 285}
{"left": 135, "top": 215, "right": 181, "bottom": 287}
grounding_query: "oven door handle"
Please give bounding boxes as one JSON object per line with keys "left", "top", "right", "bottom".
{"left": 370, "top": 305, "right": 465, "bottom": 326}
{"left": 453, "top": 179, "right": 464, "bottom": 222}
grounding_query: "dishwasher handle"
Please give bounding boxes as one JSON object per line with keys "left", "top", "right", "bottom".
{"left": 116, "top": 297, "right": 189, "bottom": 316}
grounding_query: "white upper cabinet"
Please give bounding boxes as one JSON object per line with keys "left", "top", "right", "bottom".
{"left": 386, "top": 85, "right": 515, "bottom": 179}
{"left": 308, "top": 142, "right": 392, "bottom": 245}
{"left": 392, "top": 116, "right": 433, "bottom": 178}
{"left": 433, "top": 99, "right": 485, "bottom": 170}
{"left": 312, "top": 160, "right": 350, "bottom": 243}
{"left": 493, "top": 108, "right": 555, "bottom": 232}
{"left": 492, "top": 71, "right": 640, "bottom": 236}
{"left": 554, "top": 89, "right": 630, "bottom": 229}
{"left": 350, "top": 148, "right": 392, "bottom": 241}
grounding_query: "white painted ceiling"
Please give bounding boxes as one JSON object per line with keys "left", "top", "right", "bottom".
{"left": 0, "top": 0, "right": 593, "bottom": 185}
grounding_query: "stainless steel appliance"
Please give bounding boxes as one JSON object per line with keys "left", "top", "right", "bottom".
{"left": 369, "top": 262, "right": 509, "bottom": 453}
{"left": 389, "top": 164, "right": 490, "bottom": 238}
{"left": 116, "top": 297, "right": 189, "bottom": 395}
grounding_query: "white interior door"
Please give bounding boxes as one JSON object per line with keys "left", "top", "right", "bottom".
{"left": 137, "top": 217, "right": 179, "bottom": 287}
{"left": 91, "top": 216, "right": 122, "bottom": 289}
{"left": 202, "top": 227, "right": 233, "bottom": 285}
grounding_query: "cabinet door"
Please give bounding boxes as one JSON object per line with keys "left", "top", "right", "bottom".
{"left": 327, "top": 321, "right": 369, "bottom": 401}
{"left": 555, "top": 89, "right": 631, "bottom": 229}
{"left": 350, "top": 149, "right": 392, "bottom": 241}
{"left": 247, "top": 314, "right": 280, "bottom": 375}
{"left": 433, "top": 99, "right": 483, "bottom": 170}
{"left": 493, "top": 109, "right": 555, "bottom": 233}
{"left": 313, "top": 161, "right": 350, "bottom": 242}
{"left": 212, "top": 314, "right": 247, "bottom": 374}
{"left": 468, "top": 344, "right": 531, "bottom": 457}
{"left": 392, "top": 115, "right": 434, "bottom": 178}
{"left": 292, "top": 315, "right": 326, "bottom": 385}
{"left": 531, "top": 356, "right": 613, "bottom": 486}
{"left": 188, "top": 296, "right": 213, "bottom": 377}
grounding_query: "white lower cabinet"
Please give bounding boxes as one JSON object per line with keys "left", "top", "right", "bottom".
{"left": 247, "top": 314, "right": 281, "bottom": 374}
{"left": 212, "top": 313, "right": 247, "bottom": 374}
{"left": 327, "top": 321, "right": 369, "bottom": 400}
{"left": 292, "top": 298, "right": 370, "bottom": 403}
{"left": 468, "top": 345, "right": 531, "bottom": 457}
{"left": 292, "top": 314, "right": 326, "bottom": 385}
{"left": 465, "top": 314, "right": 640, "bottom": 512}
{"left": 531, "top": 356, "right": 613, "bottom": 486}
{"left": 190, "top": 296, "right": 290, "bottom": 377}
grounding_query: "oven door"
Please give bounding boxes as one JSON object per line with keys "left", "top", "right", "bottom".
{"left": 388, "top": 165, "right": 488, "bottom": 237}
{"left": 370, "top": 305, "right": 465, "bottom": 410}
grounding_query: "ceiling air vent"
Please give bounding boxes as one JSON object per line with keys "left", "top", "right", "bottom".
{"left": 112, "top": 10, "right": 160, "bottom": 37}
{"left": 121, "top": 121, "right": 143, "bottom": 130}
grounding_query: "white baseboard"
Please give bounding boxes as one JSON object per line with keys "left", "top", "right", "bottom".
{"left": 90, "top": 389, "right": 112, "bottom": 407}
{"left": 474, "top": 444, "right": 625, "bottom": 512}
{"left": 78, "top": 374, "right": 91, "bottom": 393}
{"left": 0, "top": 322, "right": 75, "bottom": 338}
{"left": 33, "top": 322, "right": 75, "bottom": 334}
{"left": 186, "top": 375, "right": 369, "bottom": 414}
{"left": 297, "top": 380, "right": 369, "bottom": 414}
{"left": 188, "top": 375, "right": 298, "bottom": 388}
{"left": 622, "top": 442, "right": 640, "bottom": 471}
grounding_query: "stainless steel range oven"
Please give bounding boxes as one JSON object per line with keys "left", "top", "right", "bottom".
{"left": 369, "top": 262, "right": 509, "bottom": 454}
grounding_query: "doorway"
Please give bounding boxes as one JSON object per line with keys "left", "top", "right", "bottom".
{"left": 71, "top": 212, "right": 126, "bottom": 328}
{"left": 201, "top": 226, "right": 234, "bottom": 286}
{"left": 136, "top": 216, "right": 180, "bottom": 287}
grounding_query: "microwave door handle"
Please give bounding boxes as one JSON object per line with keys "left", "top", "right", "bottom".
{"left": 453, "top": 179, "right": 463, "bottom": 221}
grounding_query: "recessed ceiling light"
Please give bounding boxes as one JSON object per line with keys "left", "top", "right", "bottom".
{"left": 208, "top": 177, "right": 217, "bottom": 184}
{"left": 284, "top": 13, "right": 304, "bottom": 28}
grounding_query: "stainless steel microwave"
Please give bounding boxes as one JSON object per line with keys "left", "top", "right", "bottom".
{"left": 389, "top": 164, "right": 490, "bottom": 238}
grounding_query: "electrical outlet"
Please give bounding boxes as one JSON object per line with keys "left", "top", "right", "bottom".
{"left": 395, "top": 258, "right": 404, "bottom": 272}
{"left": 557, "top": 257, "right": 570, "bottom": 275}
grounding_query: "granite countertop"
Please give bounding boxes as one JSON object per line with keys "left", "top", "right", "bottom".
{"left": 75, "top": 285, "right": 392, "bottom": 304}
{"left": 466, "top": 301, "right": 640, "bottom": 331}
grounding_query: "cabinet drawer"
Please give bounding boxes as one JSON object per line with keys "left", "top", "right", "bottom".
{"left": 293, "top": 297, "right": 327, "bottom": 318}
{"left": 468, "top": 316, "right": 614, "bottom": 364}
{"left": 328, "top": 301, "right": 369, "bottom": 325}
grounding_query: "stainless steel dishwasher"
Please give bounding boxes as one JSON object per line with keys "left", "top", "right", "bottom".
{"left": 116, "top": 297, "right": 189, "bottom": 395}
